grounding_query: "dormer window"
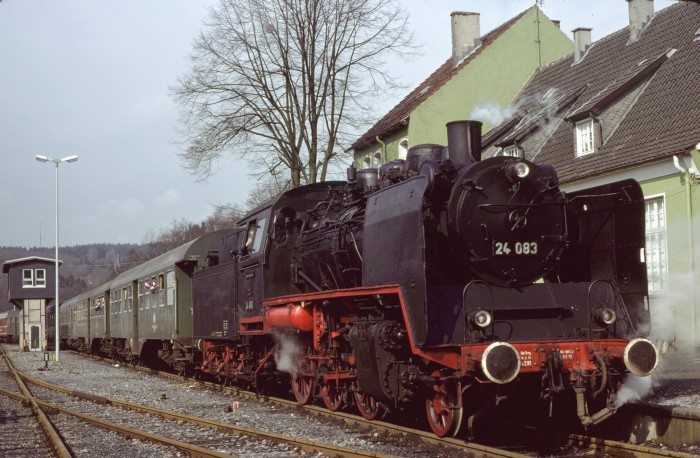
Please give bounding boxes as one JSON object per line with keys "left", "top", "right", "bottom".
{"left": 575, "top": 118, "right": 595, "bottom": 157}
{"left": 503, "top": 145, "right": 522, "bottom": 157}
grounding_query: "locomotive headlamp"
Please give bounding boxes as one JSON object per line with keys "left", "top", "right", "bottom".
{"left": 623, "top": 338, "right": 659, "bottom": 377}
{"left": 468, "top": 309, "right": 492, "bottom": 328}
{"left": 481, "top": 342, "right": 521, "bottom": 384}
{"left": 592, "top": 306, "right": 617, "bottom": 325}
{"left": 505, "top": 161, "right": 530, "bottom": 182}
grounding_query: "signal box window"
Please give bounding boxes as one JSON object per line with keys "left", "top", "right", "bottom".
{"left": 22, "top": 269, "right": 46, "bottom": 288}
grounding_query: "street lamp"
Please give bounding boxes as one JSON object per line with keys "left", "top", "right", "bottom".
{"left": 35, "top": 154, "right": 78, "bottom": 362}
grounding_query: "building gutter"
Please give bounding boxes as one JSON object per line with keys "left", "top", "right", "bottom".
{"left": 673, "top": 154, "right": 698, "bottom": 344}
{"left": 375, "top": 136, "right": 387, "bottom": 164}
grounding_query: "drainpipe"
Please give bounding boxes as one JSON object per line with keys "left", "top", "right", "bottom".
{"left": 375, "top": 136, "right": 386, "bottom": 164}
{"left": 673, "top": 155, "right": 697, "bottom": 345}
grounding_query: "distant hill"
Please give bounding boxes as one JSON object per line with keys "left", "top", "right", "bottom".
{"left": 0, "top": 243, "right": 145, "bottom": 312}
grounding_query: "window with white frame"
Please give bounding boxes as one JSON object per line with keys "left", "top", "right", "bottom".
{"left": 575, "top": 119, "right": 595, "bottom": 156}
{"left": 372, "top": 151, "right": 382, "bottom": 168}
{"left": 35, "top": 269, "right": 46, "bottom": 287}
{"left": 398, "top": 139, "right": 409, "bottom": 160}
{"left": 362, "top": 155, "right": 371, "bottom": 169}
{"left": 645, "top": 195, "right": 668, "bottom": 292}
{"left": 503, "top": 145, "right": 522, "bottom": 157}
{"left": 22, "top": 268, "right": 46, "bottom": 288}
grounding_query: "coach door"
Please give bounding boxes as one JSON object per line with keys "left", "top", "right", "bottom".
{"left": 237, "top": 214, "right": 268, "bottom": 322}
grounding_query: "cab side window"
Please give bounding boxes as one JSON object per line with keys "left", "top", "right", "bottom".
{"left": 242, "top": 217, "right": 267, "bottom": 256}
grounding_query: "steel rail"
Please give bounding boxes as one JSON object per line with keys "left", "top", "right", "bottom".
{"left": 68, "top": 352, "right": 530, "bottom": 457}
{"left": 61, "top": 351, "right": 700, "bottom": 458}
{"left": 19, "top": 370, "right": 403, "bottom": 458}
{"left": 567, "top": 433, "right": 699, "bottom": 458}
{"left": 0, "top": 346, "right": 72, "bottom": 458}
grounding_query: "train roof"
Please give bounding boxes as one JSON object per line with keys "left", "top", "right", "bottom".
{"left": 108, "top": 228, "right": 231, "bottom": 288}
{"left": 60, "top": 283, "right": 107, "bottom": 310}
{"left": 59, "top": 229, "right": 233, "bottom": 311}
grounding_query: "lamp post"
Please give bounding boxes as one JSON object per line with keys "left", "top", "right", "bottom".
{"left": 35, "top": 154, "right": 78, "bottom": 362}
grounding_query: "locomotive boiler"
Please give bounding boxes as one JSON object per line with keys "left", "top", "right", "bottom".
{"left": 193, "top": 120, "right": 658, "bottom": 438}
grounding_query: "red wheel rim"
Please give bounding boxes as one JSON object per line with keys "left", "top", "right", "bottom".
{"left": 321, "top": 382, "right": 344, "bottom": 411}
{"left": 354, "top": 390, "right": 384, "bottom": 420}
{"left": 292, "top": 373, "right": 314, "bottom": 404}
{"left": 425, "top": 385, "right": 463, "bottom": 437}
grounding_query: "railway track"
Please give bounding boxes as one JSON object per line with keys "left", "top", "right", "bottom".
{"left": 2, "top": 351, "right": 401, "bottom": 457}
{"left": 68, "top": 351, "right": 700, "bottom": 458}
{"left": 0, "top": 348, "right": 64, "bottom": 457}
{"left": 6, "top": 346, "right": 699, "bottom": 458}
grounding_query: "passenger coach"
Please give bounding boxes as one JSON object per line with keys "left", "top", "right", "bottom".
{"left": 58, "top": 229, "right": 231, "bottom": 369}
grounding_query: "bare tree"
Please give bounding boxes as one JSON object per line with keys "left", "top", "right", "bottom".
{"left": 173, "top": 0, "right": 415, "bottom": 188}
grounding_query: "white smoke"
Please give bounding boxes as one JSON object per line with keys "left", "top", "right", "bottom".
{"left": 272, "top": 331, "right": 302, "bottom": 375}
{"left": 468, "top": 89, "right": 561, "bottom": 139}
{"left": 469, "top": 100, "right": 520, "bottom": 127}
{"left": 613, "top": 373, "right": 656, "bottom": 409}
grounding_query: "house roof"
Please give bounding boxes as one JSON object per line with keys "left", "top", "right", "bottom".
{"left": 484, "top": 2, "right": 700, "bottom": 184}
{"left": 2, "top": 256, "right": 61, "bottom": 273}
{"left": 350, "top": 7, "right": 530, "bottom": 153}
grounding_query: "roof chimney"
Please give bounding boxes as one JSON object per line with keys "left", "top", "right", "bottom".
{"left": 628, "top": 0, "right": 654, "bottom": 42}
{"left": 572, "top": 27, "right": 592, "bottom": 64}
{"left": 451, "top": 12, "right": 481, "bottom": 67}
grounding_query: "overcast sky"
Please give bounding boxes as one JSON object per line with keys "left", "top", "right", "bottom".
{"left": 0, "top": 0, "right": 675, "bottom": 248}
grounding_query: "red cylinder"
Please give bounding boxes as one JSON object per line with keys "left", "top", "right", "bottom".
{"left": 265, "top": 305, "right": 313, "bottom": 331}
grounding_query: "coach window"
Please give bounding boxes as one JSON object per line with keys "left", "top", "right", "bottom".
{"left": 158, "top": 274, "right": 165, "bottom": 307}
{"left": 123, "top": 287, "right": 129, "bottom": 313}
{"left": 138, "top": 281, "right": 145, "bottom": 310}
{"left": 166, "top": 271, "right": 175, "bottom": 306}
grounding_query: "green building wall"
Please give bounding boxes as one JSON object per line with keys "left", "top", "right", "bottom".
{"left": 408, "top": 7, "right": 571, "bottom": 147}
{"left": 640, "top": 149, "right": 700, "bottom": 349}
{"left": 355, "top": 7, "right": 572, "bottom": 167}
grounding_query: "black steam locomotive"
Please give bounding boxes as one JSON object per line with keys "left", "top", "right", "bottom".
{"left": 193, "top": 120, "right": 658, "bottom": 437}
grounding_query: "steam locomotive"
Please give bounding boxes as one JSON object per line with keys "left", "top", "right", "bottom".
{"left": 192, "top": 120, "right": 659, "bottom": 437}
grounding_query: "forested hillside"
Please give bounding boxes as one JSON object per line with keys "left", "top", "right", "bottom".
{"left": 1, "top": 203, "right": 245, "bottom": 312}
{"left": 0, "top": 244, "right": 143, "bottom": 312}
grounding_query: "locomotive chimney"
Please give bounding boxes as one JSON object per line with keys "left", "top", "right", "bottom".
{"left": 451, "top": 12, "right": 481, "bottom": 67}
{"left": 446, "top": 120, "right": 482, "bottom": 166}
